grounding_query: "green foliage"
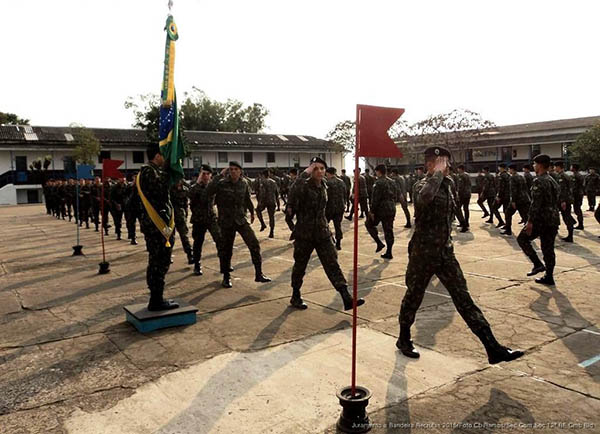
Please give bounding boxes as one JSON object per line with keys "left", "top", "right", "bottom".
{"left": 0, "top": 111, "right": 29, "bottom": 125}
{"left": 70, "top": 123, "right": 101, "bottom": 165}
{"left": 326, "top": 120, "right": 356, "bottom": 154}
{"left": 571, "top": 124, "right": 600, "bottom": 169}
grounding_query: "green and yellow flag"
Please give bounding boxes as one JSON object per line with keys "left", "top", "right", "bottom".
{"left": 158, "top": 15, "right": 185, "bottom": 185}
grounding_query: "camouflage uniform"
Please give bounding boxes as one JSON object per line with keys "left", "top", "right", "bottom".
{"left": 43, "top": 183, "right": 52, "bottom": 215}
{"left": 364, "top": 171, "right": 375, "bottom": 206}
{"left": 366, "top": 176, "right": 396, "bottom": 253}
{"left": 347, "top": 174, "right": 368, "bottom": 219}
{"left": 571, "top": 170, "right": 585, "bottom": 228}
{"left": 475, "top": 172, "right": 488, "bottom": 216}
{"left": 517, "top": 173, "right": 560, "bottom": 275}
{"left": 65, "top": 182, "right": 76, "bottom": 221}
{"left": 138, "top": 162, "right": 175, "bottom": 304}
{"left": 189, "top": 181, "right": 224, "bottom": 269}
{"left": 493, "top": 170, "right": 510, "bottom": 225}
{"left": 481, "top": 172, "right": 498, "bottom": 222}
{"left": 340, "top": 173, "right": 352, "bottom": 212}
{"left": 288, "top": 174, "right": 346, "bottom": 292}
{"left": 390, "top": 173, "right": 411, "bottom": 227}
{"left": 256, "top": 177, "right": 280, "bottom": 233}
{"left": 406, "top": 174, "right": 416, "bottom": 203}
{"left": 57, "top": 182, "right": 67, "bottom": 219}
{"left": 124, "top": 181, "right": 139, "bottom": 242}
{"left": 110, "top": 181, "right": 127, "bottom": 239}
{"left": 285, "top": 175, "right": 299, "bottom": 234}
{"left": 557, "top": 170, "right": 576, "bottom": 239}
{"left": 79, "top": 182, "right": 92, "bottom": 228}
{"left": 523, "top": 171, "right": 534, "bottom": 191}
{"left": 325, "top": 175, "right": 347, "bottom": 246}
{"left": 400, "top": 171, "right": 491, "bottom": 335}
{"left": 585, "top": 171, "right": 600, "bottom": 210}
{"left": 457, "top": 172, "right": 472, "bottom": 227}
{"left": 504, "top": 172, "right": 530, "bottom": 234}
{"left": 170, "top": 182, "right": 193, "bottom": 261}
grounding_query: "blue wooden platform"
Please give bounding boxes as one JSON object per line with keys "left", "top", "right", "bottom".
{"left": 124, "top": 300, "right": 198, "bottom": 333}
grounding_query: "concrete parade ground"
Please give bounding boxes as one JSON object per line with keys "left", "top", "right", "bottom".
{"left": 0, "top": 200, "right": 599, "bottom": 434}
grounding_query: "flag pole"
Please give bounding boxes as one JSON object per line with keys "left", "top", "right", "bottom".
{"left": 351, "top": 105, "right": 360, "bottom": 397}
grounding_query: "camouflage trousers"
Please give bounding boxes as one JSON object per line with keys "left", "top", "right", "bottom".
{"left": 110, "top": 207, "right": 123, "bottom": 236}
{"left": 504, "top": 202, "right": 529, "bottom": 233}
{"left": 458, "top": 197, "right": 470, "bottom": 227}
{"left": 517, "top": 224, "right": 557, "bottom": 274}
{"left": 171, "top": 211, "right": 192, "bottom": 256}
{"left": 292, "top": 237, "right": 347, "bottom": 291}
{"left": 365, "top": 214, "right": 394, "bottom": 249}
{"left": 400, "top": 243, "right": 490, "bottom": 333}
{"left": 587, "top": 192, "right": 596, "bottom": 210}
{"left": 348, "top": 197, "right": 368, "bottom": 218}
{"left": 573, "top": 194, "right": 584, "bottom": 227}
{"left": 124, "top": 210, "right": 137, "bottom": 239}
{"left": 221, "top": 222, "right": 262, "bottom": 273}
{"left": 398, "top": 196, "right": 411, "bottom": 226}
{"left": 144, "top": 233, "right": 173, "bottom": 296}
{"left": 559, "top": 203, "right": 576, "bottom": 229}
{"left": 192, "top": 220, "right": 224, "bottom": 269}
{"left": 326, "top": 211, "right": 344, "bottom": 242}
{"left": 257, "top": 202, "right": 276, "bottom": 229}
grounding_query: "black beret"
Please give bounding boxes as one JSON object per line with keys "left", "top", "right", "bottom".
{"left": 498, "top": 163, "right": 507, "bottom": 168}
{"left": 229, "top": 161, "right": 242, "bottom": 169}
{"left": 289, "top": 168, "right": 298, "bottom": 175}
{"left": 310, "top": 156, "right": 328, "bottom": 168}
{"left": 571, "top": 163, "right": 580, "bottom": 170}
{"left": 325, "top": 167, "right": 336, "bottom": 174}
{"left": 147, "top": 144, "right": 160, "bottom": 160}
{"left": 533, "top": 154, "right": 551, "bottom": 165}
{"left": 374, "top": 164, "right": 387, "bottom": 173}
{"left": 508, "top": 163, "right": 518, "bottom": 170}
{"left": 200, "top": 164, "right": 212, "bottom": 172}
{"left": 424, "top": 146, "right": 451, "bottom": 158}
{"left": 554, "top": 161, "right": 565, "bottom": 168}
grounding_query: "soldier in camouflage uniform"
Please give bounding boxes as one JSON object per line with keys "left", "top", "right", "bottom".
{"left": 124, "top": 176, "right": 139, "bottom": 245}
{"left": 101, "top": 179, "right": 112, "bottom": 235}
{"left": 43, "top": 180, "right": 52, "bottom": 215}
{"left": 366, "top": 165, "right": 397, "bottom": 259}
{"left": 78, "top": 178, "right": 92, "bottom": 228}
{"left": 110, "top": 177, "right": 127, "bottom": 240}
{"left": 346, "top": 168, "right": 368, "bottom": 220}
{"left": 548, "top": 162, "right": 560, "bottom": 185}
{"left": 256, "top": 170, "right": 280, "bottom": 238}
{"left": 523, "top": 164, "right": 534, "bottom": 191}
{"left": 284, "top": 168, "right": 299, "bottom": 237}
{"left": 475, "top": 169, "right": 489, "bottom": 218}
{"left": 555, "top": 161, "right": 576, "bottom": 243}
{"left": 340, "top": 169, "right": 352, "bottom": 212}
{"left": 57, "top": 180, "right": 67, "bottom": 219}
{"left": 517, "top": 154, "right": 560, "bottom": 286}
{"left": 138, "top": 145, "right": 179, "bottom": 311}
{"left": 325, "top": 167, "right": 347, "bottom": 250}
{"left": 364, "top": 168, "right": 375, "bottom": 208}
{"left": 398, "top": 146, "right": 523, "bottom": 365}
{"left": 287, "top": 157, "right": 365, "bottom": 310}
{"left": 170, "top": 180, "right": 194, "bottom": 264}
{"left": 570, "top": 164, "right": 585, "bottom": 230}
{"left": 407, "top": 172, "right": 417, "bottom": 203}
{"left": 188, "top": 164, "right": 225, "bottom": 276}
{"left": 390, "top": 168, "right": 411, "bottom": 229}
{"left": 585, "top": 167, "right": 599, "bottom": 211}
{"left": 501, "top": 164, "right": 530, "bottom": 236}
{"left": 456, "top": 165, "right": 472, "bottom": 231}
{"left": 65, "top": 179, "right": 76, "bottom": 221}
{"left": 481, "top": 167, "right": 500, "bottom": 224}
{"left": 207, "top": 161, "right": 271, "bottom": 288}
{"left": 492, "top": 164, "right": 509, "bottom": 228}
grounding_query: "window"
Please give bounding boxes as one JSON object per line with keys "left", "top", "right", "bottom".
{"left": 99, "top": 151, "right": 111, "bottom": 163}
{"left": 244, "top": 152, "right": 253, "bottom": 163}
{"left": 15, "top": 156, "right": 27, "bottom": 172}
{"left": 218, "top": 152, "right": 228, "bottom": 163}
{"left": 267, "top": 152, "right": 276, "bottom": 163}
{"left": 193, "top": 156, "right": 202, "bottom": 169}
{"left": 133, "top": 151, "right": 145, "bottom": 164}
{"left": 531, "top": 144, "right": 540, "bottom": 159}
{"left": 466, "top": 149, "right": 473, "bottom": 162}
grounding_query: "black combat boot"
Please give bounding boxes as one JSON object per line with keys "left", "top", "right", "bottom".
{"left": 335, "top": 239, "right": 342, "bottom": 251}
{"left": 495, "top": 221, "right": 505, "bottom": 228}
{"left": 338, "top": 286, "right": 365, "bottom": 311}
{"left": 375, "top": 240, "right": 385, "bottom": 253}
{"left": 222, "top": 273, "right": 233, "bottom": 288}
{"left": 290, "top": 288, "right": 308, "bottom": 310}
{"left": 381, "top": 247, "right": 393, "bottom": 259}
{"left": 527, "top": 258, "right": 546, "bottom": 276}
{"left": 187, "top": 252, "right": 194, "bottom": 265}
{"left": 259, "top": 222, "right": 267, "bottom": 232}
{"left": 396, "top": 327, "right": 419, "bottom": 359}
{"left": 535, "top": 273, "right": 555, "bottom": 285}
{"left": 500, "top": 228, "right": 512, "bottom": 235}
{"left": 148, "top": 290, "right": 179, "bottom": 311}
{"left": 474, "top": 326, "right": 524, "bottom": 364}
{"left": 254, "top": 265, "right": 271, "bottom": 283}
{"left": 460, "top": 225, "right": 469, "bottom": 233}
{"left": 130, "top": 237, "right": 138, "bottom": 245}
{"left": 404, "top": 222, "right": 412, "bottom": 229}
{"left": 269, "top": 228, "right": 274, "bottom": 238}
{"left": 85, "top": 222, "right": 89, "bottom": 229}
{"left": 562, "top": 227, "right": 574, "bottom": 243}
{"left": 194, "top": 262, "right": 203, "bottom": 276}
{"left": 116, "top": 232, "right": 121, "bottom": 241}
{"left": 104, "top": 228, "right": 109, "bottom": 236}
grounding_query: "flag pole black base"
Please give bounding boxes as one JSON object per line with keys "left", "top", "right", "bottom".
{"left": 98, "top": 261, "right": 111, "bottom": 274}
{"left": 336, "top": 386, "right": 372, "bottom": 433}
{"left": 72, "top": 245, "right": 84, "bottom": 256}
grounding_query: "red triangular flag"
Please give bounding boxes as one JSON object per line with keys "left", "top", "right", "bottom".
{"left": 102, "top": 159, "right": 124, "bottom": 180}
{"left": 356, "top": 104, "right": 405, "bottom": 158}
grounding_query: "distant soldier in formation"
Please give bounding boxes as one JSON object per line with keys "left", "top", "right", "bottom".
{"left": 570, "top": 164, "right": 585, "bottom": 230}
{"left": 481, "top": 167, "right": 500, "bottom": 225}
{"left": 43, "top": 180, "right": 52, "bottom": 215}
{"left": 456, "top": 165, "right": 472, "bottom": 232}
{"left": 364, "top": 168, "right": 375, "bottom": 208}
{"left": 284, "top": 168, "right": 299, "bottom": 237}
{"left": 90, "top": 177, "right": 102, "bottom": 232}
{"left": 101, "top": 178, "right": 112, "bottom": 235}
{"left": 555, "top": 161, "right": 576, "bottom": 243}
{"left": 110, "top": 177, "right": 127, "bottom": 240}
{"left": 346, "top": 168, "right": 368, "bottom": 220}
{"left": 170, "top": 179, "right": 194, "bottom": 264}
{"left": 287, "top": 157, "right": 365, "bottom": 311}
{"left": 501, "top": 164, "right": 530, "bottom": 236}
{"left": 366, "top": 164, "right": 397, "bottom": 259}
{"left": 208, "top": 161, "right": 271, "bottom": 288}
{"left": 124, "top": 176, "right": 139, "bottom": 245}
{"left": 492, "top": 164, "right": 509, "bottom": 228}
{"left": 585, "top": 167, "right": 599, "bottom": 211}
{"left": 280, "top": 171, "right": 291, "bottom": 205}
{"left": 256, "top": 170, "right": 280, "bottom": 239}
{"left": 188, "top": 164, "right": 225, "bottom": 277}
{"left": 475, "top": 168, "right": 489, "bottom": 217}
{"left": 397, "top": 146, "right": 523, "bottom": 364}
{"left": 78, "top": 178, "right": 91, "bottom": 229}
{"left": 340, "top": 169, "right": 352, "bottom": 212}
{"left": 522, "top": 164, "right": 534, "bottom": 191}
{"left": 517, "top": 154, "right": 559, "bottom": 286}
{"left": 390, "top": 168, "right": 411, "bottom": 229}
{"left": 548, "top": 162, "right": 559, "bottom": 184}
{"left": 325, "top": 167, "right": 346, "bottom": 250}
{"left": 65, "top": 178, "right": 76, "bottom": 221}
{"left": 57, "top": 180, "right": 67, "bottom": 219}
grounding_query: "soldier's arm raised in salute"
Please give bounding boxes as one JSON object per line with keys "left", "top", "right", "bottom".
{"left": 415, "top": 158, "right": 446, "bottom": 205}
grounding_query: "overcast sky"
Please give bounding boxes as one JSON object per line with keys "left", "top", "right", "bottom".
{"left": 3, "top": 0, "right": 599, "bottom": 140}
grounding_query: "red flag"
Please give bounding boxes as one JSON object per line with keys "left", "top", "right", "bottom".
{"left": 102, "top": 159, "right": 124, "bottom": 180}
{"left": 356, "top": 104, "right": 405, "bottom": 158}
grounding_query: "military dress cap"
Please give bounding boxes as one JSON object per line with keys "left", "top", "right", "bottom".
{"left": 200, "top": 164, "right": 212, "bottom": 172}
{"left": 554, "top": 161, "right": 565, "bottom": 168}
{"left": 533, "top": 154, "right": 551, "bottom": 165}
{"left": 424, "top": 146, "right": 451, "bottom": 158}
{"left": 326, "top": 167, "right": 336, "bottom": 174}
{"left": 229, "top": 161, "right": 242, "bottom": 169}
{"left": 310, "top": 156, "right": 328, "bottom": 168}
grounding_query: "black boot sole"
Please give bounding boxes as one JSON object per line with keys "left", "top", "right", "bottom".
{"left": 489, "top": 349, "right": 524, "bottom": 364}
{"left": 527, "top": 266, "right": 546, "bottom": 276}
{"left": 395, "top": 339, "right": 420, "bottom": 358}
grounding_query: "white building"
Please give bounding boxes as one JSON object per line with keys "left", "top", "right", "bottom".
{"left": 0, "top": 126, "right": 345, "bottom": 205}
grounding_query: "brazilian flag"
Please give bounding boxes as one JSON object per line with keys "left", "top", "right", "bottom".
{"left": 159, "top": 15, "right": 185, "bottom": 185}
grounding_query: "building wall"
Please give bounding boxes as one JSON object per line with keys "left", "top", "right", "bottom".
{"left": 540, "top": 143, "right": 563, "bottom": 158}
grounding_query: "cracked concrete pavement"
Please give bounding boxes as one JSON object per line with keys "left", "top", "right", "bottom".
{"left": 0, "top": 202, "right": 599, "bottom": 433}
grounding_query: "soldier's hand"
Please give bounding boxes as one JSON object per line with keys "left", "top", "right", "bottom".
{"left": 433, "top": 156, "right": 448, "bottom": 172}
{"left": 525, "top": 222, "right": 533, "bottom": 236}
{"left": 305, "top": 163, "right": 315, "bottom": 175}
{"left": 221, "top": 168, "right": 228, "bottom": 176}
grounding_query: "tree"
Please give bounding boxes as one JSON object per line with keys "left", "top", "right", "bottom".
{"left": 70, "top": 123, "right": 101, "bottom": 165}
{"left": 326, "top": 120, "right": 355, "bottom": 155}
{"left": 571, "top": 124, "right": 600, "bottom": 169}
{"left": 0, "top": 112, "right": 29, "bottom": 125}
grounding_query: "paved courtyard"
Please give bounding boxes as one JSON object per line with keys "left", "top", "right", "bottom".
{"left": 0, "top": 201, "right": 599, "bottom": 433}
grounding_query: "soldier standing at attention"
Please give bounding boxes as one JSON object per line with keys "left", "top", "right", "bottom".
{"left": 256, "top": 169, "right": 280, "bottom": 239}
{"left": 101, "top": 178, "right": 112, "bottom": 236}
{"left": 188, "top": 164, "right": 225, "bottom": 277}
{"left": 555, "top": 161, "right": 576, "bottom": 243}
{"left": 585, "top": 167, "right": 599, "bottom": 211}
{"left": 78, "top": 178, "right": 92, "bottom": 229}
{"left": 570, "top": 164, "right": 585, "bottom": 230}
{"left": 390, "top": 168, "right": 411, "bottom": 229}
{"left": 482, "top": 167, "right": 500, "bottom": 225}
{"left": 397, "top": 146, "right": 523, "bottom": 364}
{"left": 517, "top": 154, "right": 560, "bottom": 285}
{"left": 346, "top": 168, "right": 368, "bottom": 220}
{"left": 208, "top": 161, "right": 271, "bottom": 288}
{"left": 110, "top": 177, "right": 127, "bottom": 240}
{"left": 325, "top": 167, "right": 347, "bottom": 251}
{"left": 124, "top": 175, "right": 139, "bottom": 245}
{"left": 501, "top": 164, "right": 530, "bottom": 236}
{"left": 43, "top": 180, "right": 52, "bottom": 215}
{"left": 366, "top": 164, "right": 397, "bottom": 259}
{"left": 90, "top": 177, "right": 102, "bottom": 232}
{"left": 340, "top": 169, "right": 352, "bottom": 213}
{"left": 170, "top": 180, "right": 194, "bottom": 264}
{"left": 137, "top": 144, "right": 179, "bottom": 311}
{"left": 492, "top": 163, "right": 510, "bottom": 228}
{"left": 456, "top": 165, "right": 472, "bottom": 231}
{"left": 287, "top": 157, "right": 365, "bottom": 310}
{"left": 65, "top": 179, "right": 76, "bottom": 222}
{"left": 364, "top": 168, "right": 375, "bottom": 208}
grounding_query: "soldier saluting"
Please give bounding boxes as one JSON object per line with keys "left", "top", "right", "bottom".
{"left": 397, "top": 146, "right": 523, "bottom": 364}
